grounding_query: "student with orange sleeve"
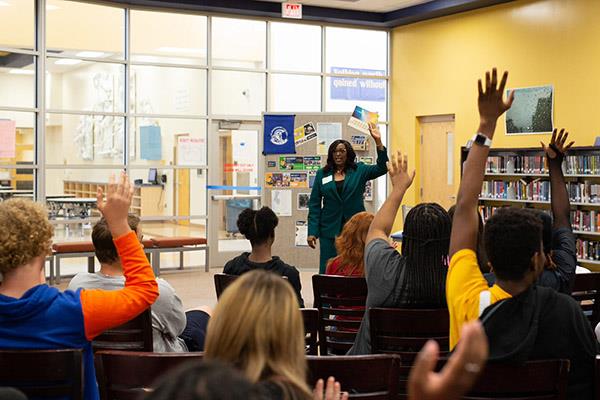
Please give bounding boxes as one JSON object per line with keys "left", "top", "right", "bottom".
{"left": 0, "top": 173, "right": 158, "bottom": 400}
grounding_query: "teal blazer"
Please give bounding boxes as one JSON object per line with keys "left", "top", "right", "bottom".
{"left": 307, "top": 147, "right": 388, "bottom": 239}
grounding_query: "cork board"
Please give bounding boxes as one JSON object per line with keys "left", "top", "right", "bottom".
{"left": 262, "top": 113, "right": 381, "bottom": 270}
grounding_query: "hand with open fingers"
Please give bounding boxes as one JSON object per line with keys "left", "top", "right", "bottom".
{"left": 307, "top": 235, "right": 318, "bottom": 249}
{"left": 387, "top": 150, "right": 415, "bottom": 191}
{"left": 541, "top": 128, "right": 574, "bottom": 161}
{"left": 313, "top": 377, "right": 349, "bottom": 400}
{"left": 477, "top": 68, "right": 514, "bottom": 130}
{"left": 408, "top": 321, "right": 488, "bottom": 400}
{"left": 368, "top": 122, "right": 382, "bottom": 144}
{"left": 96, "top": 172, "right": 134, "bottom": 237}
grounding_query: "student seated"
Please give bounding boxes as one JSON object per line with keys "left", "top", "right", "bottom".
{"left": 223, "top": 207, "right": 304, "bottom": 307}
{"left": 0, "top": 173, "right": 158, "bottom": 400}
{"left": 68, "top": 215, "right": 210, "bottom": 352}
{"left": 482, "top": 130, "right": 577, "bottom": 294}
{"left": 325, "top": 211, "right": 374, "bottom": 277}
{"left": 348, "top": 151, "right": 451, "bottom": 355}
{"left": 448, "top": 69, "right": 597, "bottom": 399}
{"left": 205, "top": 269, "right": 346, "bottom": 400}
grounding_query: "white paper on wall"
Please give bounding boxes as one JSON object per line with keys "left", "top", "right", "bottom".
{"left": 271, "top": 189, "right": 292, "bottom": 216}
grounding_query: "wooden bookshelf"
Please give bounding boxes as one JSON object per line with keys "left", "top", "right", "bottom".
{"left": 63, "top": 180, "right": 165, "bottom": 217}
{"left": 461, "top": 145, "right": 600, "bottom": 270}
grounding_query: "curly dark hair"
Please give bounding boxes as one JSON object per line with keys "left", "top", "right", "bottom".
{"left": 402, "top": 203, "right": 451, "bottom": 307}
{"left": 237, "top": 207, "right": 278, "bottom": 246}
{"left": 323, "top": 139, "right": 357, "bottom": 174}
{"left": 484, "top": 207, "right": 543, "bottom": 281}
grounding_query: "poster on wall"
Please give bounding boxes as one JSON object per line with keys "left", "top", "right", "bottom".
{"left": 177, "top": 137, "right": 206, "bottom": 165}
{"left": 297, "top": 193, "right": 310, "bottom": 210}
{"left": 304, "top": 156, "right": 322, "bottom": 170}
{"left": 359, "top": 156, "right": 373, "bottom": 165}
{"left": 0, "top": 120, "right": 16, "bottom": 158}
{"left": 329, "top": 67, "right": 386, "bottom": 101}
{"left": 271, "top": 189, "right": 292, "bottom": 217}
{"left": 294, "top": 122, "right": 317, "bottom": 146}
{"left": 140, "top": 125, "right": 162, "bottom": 160}
{"left": 295, "top": 221, "right": 309, "bottom": 247}
{"left": 316, "top": 122, "right": 342, "bottom": 155}
{"left": 351, "top": 135, "right": 368, "bottom": 151}
{"left": 364, "top": 180, "right": 373, "bottom": 201}
{"left": 505, "top": 85, "right": 554, "bottom": 135}
{"left": 266, "top": 172, "right": 290, "bottom": 188}
{"left": 308, "top": 172, "right": 317, "bottom": 188}
{"left": 264, "top": 114, "right": 296, "bottom": 154}
{"left": 279, "top": 156, "right": 305, "bottom": 170}
{"left": 290, "top": 172, "right": 308, "bottom": 188}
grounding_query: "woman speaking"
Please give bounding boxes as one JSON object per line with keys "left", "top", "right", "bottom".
{"left": 307, "top": 123, "right": 388, "bottom": 273}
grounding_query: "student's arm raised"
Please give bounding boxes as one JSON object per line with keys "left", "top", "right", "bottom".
{"left": 449, "top": 69, "right": 514, "bottom": 257}
{"left": 365, "top": 150, "right": 415, "bottom": 244}
{"left": 80, "top": 172, "right": 159, "bottom": 340}
{"left": 541, "top": 128, "right": 574, "bottom": 230}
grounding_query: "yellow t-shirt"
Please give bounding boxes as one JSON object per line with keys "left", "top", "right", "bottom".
{"left": 446, "top": 249, "right": 512, "bottom": 349}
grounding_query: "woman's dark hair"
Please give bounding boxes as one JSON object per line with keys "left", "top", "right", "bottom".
{"left": 237, "top": 207, "right": 279, "bottom": 246}
{"left": 145, "top": 361, "right": 260, "bottom": 400}
{"left": 401, "top": 203, "right": 451, "bottom": 307}
{"left": 323, "top": 139, "right": 357, "bottom": 173}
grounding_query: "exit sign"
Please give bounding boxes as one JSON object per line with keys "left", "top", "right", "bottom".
{"left": 282, "top": 2, "right": 302, "bottom": 19}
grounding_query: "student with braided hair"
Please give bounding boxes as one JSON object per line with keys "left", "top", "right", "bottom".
{"left": 223, "top": 206, "right": 304, "bottom": 307}
{"left": 348, "top": 150, "right": 451, "bottom": 355}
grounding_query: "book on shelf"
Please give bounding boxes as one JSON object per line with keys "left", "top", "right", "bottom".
{"left": 571, "top": 210, "right": 600, "bottom": 233}
{"left": 484, "top": 154, "right": 600, "bottom": 176}
{"left": 576, "top": 238, "right": 600, "bottom": 261}
{"left": 480, "top": 181, "right": 600, "bottom": 204}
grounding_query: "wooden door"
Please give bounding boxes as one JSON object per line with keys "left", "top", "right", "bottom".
{"left": 419, "top": 116, "right": 456, "bottom": 210}
{"left": 174, "top": 134, "right": 190, "bottom": 225}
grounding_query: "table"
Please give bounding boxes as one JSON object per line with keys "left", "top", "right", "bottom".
{"left": 47, "top": 197, "right": 97, "bottom": 219}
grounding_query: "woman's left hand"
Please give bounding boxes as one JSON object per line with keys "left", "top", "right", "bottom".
{"left": 368, "top": 122, "right": 383, "bottom": 146}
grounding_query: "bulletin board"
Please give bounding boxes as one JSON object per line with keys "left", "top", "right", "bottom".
{"left": 262, "top": 113, "right": 383, "bottom": 270}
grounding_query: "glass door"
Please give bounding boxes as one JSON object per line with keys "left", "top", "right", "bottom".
{"left": 207, "top": 121, "right": 262, "bottom": 268}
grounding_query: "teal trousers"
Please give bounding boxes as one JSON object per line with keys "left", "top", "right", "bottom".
{"left": 319, "top": 236, "right": 337, "bottom": 274}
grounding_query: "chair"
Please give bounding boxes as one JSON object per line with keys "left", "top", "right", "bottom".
{"left": 302, "top": 308, "right": 319, "bottom": 355}
{"left": 306, "top": 354, "right": 400, "bottom": 400}
{"left": 595, "top": 355, "right": 600, "bottom": 400}
{"left": 312, "top": 274, "right": 368, "bottom": 355}
{"left": 464, "top": 359, "right": 570, "bottom": 399}
{"left": 0, "top": 349, "right": 83, "bottom": 399}
{"left": 95, "top": 350, "right": 204, "bottom": 400}
{"left": 369, "top": 308, "right": 449, "bottom": 398}
{"left": 93, "top": 309, "right": 153, "bottom": 352}
{"left": 214, "top": 273, "right": 240, "bottom": 299}
{"left": 571, "top": 272, "right": 600, "bottom": 327}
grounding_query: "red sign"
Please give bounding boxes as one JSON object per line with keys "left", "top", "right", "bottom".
{"left": 282, "top": 2, "right": 302, "bottom": 19}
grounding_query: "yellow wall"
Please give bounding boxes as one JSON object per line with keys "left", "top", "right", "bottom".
{"left": 391, "top": 0, "right": 600, "bottom": 229}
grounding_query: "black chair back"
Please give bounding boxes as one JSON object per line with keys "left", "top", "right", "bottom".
{"left": 0, "top": 349, "right": 83, "bottom": 400}
{"left": 312, "top": 274, "right": 368, "bottom": 355}
{"left": 571, "top": 272, "right": 600, "bottom": 327}
{"left": 93, "top": 309, "right": 153, "bottom": 352}
{"left": 301, "top": 308, "right": 319, "bottom": 355}
{"left": 214, "top": 273, "right": 239, "bottom": 299}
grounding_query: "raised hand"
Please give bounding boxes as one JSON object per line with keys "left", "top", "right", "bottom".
{"left": 541, "top": 128, "right": 574, "bottom": 161}
{"left": 96, "top": 172, "right": 134, "bottom": 237}
{"left": 408, "top": 321, "right": 488, "bottom": 400}
{"left": 368, "top": 122, "right": 382, "bottom": 146}
{"left": 387, "top": 150, "right": 415, "bottom": 191}
{"left": 313, "top": 377, "right": 349, "bottom": 400}
{"left": 477, "top": 68, "right": 514, "bottom": 135}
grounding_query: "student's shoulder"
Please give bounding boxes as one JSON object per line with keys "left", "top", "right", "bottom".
{"left": 67, "top": 272, "right": 98, "bottom": 290}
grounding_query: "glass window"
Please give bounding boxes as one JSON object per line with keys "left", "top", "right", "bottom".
{"left": 131, "top": 10, "right": 207, "bottom": 65}
{"left": 375, "top": 124, "right": 388, "bottom": 210}
{"left": 0, "top": 168, "right": 34, "bottom": 194}
{"left": 46, "top": 59, "right": 125, "bottom": 112}
{"left": 211, "top": 17, "right": 266, "bottom": 69}
{"left": 0, "top": 111, "right": 34, "bottom": 165}
{"left": 0, "top": 54, "right": 35, "bottom": 108}
{"left": 211, "top": 70, "right": 265, "bottom": 116}
{"left": 131, "top": 66, "right": 206, "bottom": 116}
{"left": 325, "top": 76, "right": 387, "bottom": 121}
{"left": 325, "top": 27, "right": 387, "bottom": 74}
{"left": 270, "top": 74, "right": 321, "bottom": 112}
{"left": 0, "top": 0, "right": 34, "bottom": 50}
{"left": 46, "top": 0, "right": 124, "bottom": 59}
{"left": 129, "top": 118, "right": 207, "bottom": 166}
{"left": 270, "top": 22, "right": 321, "bottom": 72}
{"left": 45, "top": 113, "right": 125, "bottom": 165}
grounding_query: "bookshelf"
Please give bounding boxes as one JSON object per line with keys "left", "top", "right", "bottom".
{"left": 63, "top": 180, "right": 165, "bottom": 217}
{"left": 461, "top": 145, "right": 600, "bottom": 270}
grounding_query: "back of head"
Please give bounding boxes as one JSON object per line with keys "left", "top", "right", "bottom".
{"left": 0, "top": 199, "right": 53, "bottom": 275}
{"left": 331, "top": 211, "right": 374, "bottom": 276}
{"left": 237, "top": 207, "right": 278, "bottom": 247}
{"left": 146, "top": 361, "right": 259, "bottom": 400}
{"left": 92, "top": 215, "right": 140, "bottom": 264}
{"left": 205, "top": 270, "right": 310, "bottom": 400}
{"left": 401, "top": 203, "right": 451, "bottom": 307}
{"left": 484, "top": 207, "right": 543, "bottom": 281}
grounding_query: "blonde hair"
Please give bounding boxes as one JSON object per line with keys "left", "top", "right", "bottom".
{"left": 0, "top": 198, "right": 53, "bottom": 274}
{"left": 328, "top": 211, "right": 374, "bottom": 276}
{"left": 205, "top": 270, "right": 311, "bottom": 400}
